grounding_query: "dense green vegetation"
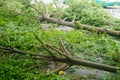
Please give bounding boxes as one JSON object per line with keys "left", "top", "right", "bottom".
{"left": 62, "top": 0, "right": 120, "bottom": 29}
{"left": 0, "top": 0, "right": 120, "bottom": 80}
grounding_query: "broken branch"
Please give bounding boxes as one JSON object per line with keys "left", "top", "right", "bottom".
{"left": 24, "top": 1, "right": 120, "bottom": 37}
{"left": 33, "top": 33, "right": 119, "bottom": 73}
{"left": 57, "top": 37, "right": 70, "bottom": 55}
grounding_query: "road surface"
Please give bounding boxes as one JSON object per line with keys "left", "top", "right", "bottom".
{"left": 104, "top": 7, "right": 120, "bottom": 19}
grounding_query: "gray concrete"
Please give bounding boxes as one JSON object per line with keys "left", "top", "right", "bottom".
{"left": 41, "top": 24, "right": 74, "bottom": 31}
{"left": 104, "top": 7, "right": 120, "bottom": 19}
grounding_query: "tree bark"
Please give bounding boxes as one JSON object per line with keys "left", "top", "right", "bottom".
{"left": 42, "top": 15, "right": 120, "bottom": 37}
{"left": 24, "top": 1, "right": 120, "bottom": 37}
{"left": 1, "top": 34, "right": 118, "bottom": 73}
{"left": 0, "top": 46, "right": 118, "bottom": 73}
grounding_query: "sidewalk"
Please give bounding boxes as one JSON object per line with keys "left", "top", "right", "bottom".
{"left": 104, "top": 7, "right": 120, "bottom": 19}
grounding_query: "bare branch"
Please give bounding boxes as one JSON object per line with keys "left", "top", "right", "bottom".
{"left": 33, "top": 32, "right": 46, "bottom": 48}
{"left": 34, "top": 0, "right": 44, "bottom": 14}
{"left": 33, "top": 32, "right": 55, "bottom": 56}
{"left": 46, "top": 44, "right": 71, "bottom": 59}
{"left": 63, "top": 17, "right": 68, "bottom": 21}
{"left": 51, "top": 64, "right": 71, "bottom": 73}
{"left": 102, "top": 18, "right": 115, "bottom": 26}
{"left": 41, "top": 0, "right": 50, "bottom": 16}
{"left": 0, "top": 45, "right": 51, "bottom": 59}
{"left": 46, "top": 6, "right": 49, "bottom": 16}
{"left": 0, "top": 49, "right": 11, "bottom": 53}
{"left": 0, "top": 46, "right": 11, "bottom": 50}
{"left": 23, "top": 0, "right": 44, "bottom": 16}
{"left": 72, "top": 16, "right": 76, "bottom": 22}
{"left": 53, "top": 1, "right": 61, "bottom": 20}
{"left": 57, "top": 37, "right": 70, "bottom": 55}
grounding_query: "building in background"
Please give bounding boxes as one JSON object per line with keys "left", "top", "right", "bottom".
{"left": 96, "top": 0, "right": 120, "bottom": 7}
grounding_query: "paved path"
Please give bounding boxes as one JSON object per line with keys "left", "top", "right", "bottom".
{"left": 104, "top": 8, "right": 120, "bottom": 19}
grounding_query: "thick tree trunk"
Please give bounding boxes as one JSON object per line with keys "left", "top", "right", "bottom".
{"left": 24, "top": 1, "right": 120, "bottom": 37}
{"left": 1, "top": 36, "right": 118, "bottom": 73}
{"left": 52, "top": 57, "right": 118, "bottom": 73}
{"left": 0, "top": 45, "right": 118, "bottom": 73}
{"left": 42, "top": 15, "right": 120, "bottom": 37}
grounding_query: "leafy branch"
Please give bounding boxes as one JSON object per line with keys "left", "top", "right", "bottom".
{"left": 0, "top": 33, "right": 118, "bottom": 73}
{"left": 23, "top": 1, "right": 120, "bottom": 37}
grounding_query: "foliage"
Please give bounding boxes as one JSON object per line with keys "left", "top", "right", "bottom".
{"left": 0, "top": 0, "right": 120, "bottom": 80}
{"left": 0, "top": 54, "right": 67, "bottom": 80}
{"left": 62, "top": 0, "right": 117, "bottom": 27}
{"left": 0, "top": 55, "right": 38, "bottom": 80}
{"left": 0, "top": 0, "right": 38, "bottom": 27}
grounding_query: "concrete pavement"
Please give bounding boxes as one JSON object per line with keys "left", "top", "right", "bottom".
{"left": 104, "top": 7, "right": 120, "bottom": 19}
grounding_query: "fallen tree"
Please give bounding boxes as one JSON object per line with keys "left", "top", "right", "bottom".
{"left": 42, "top": 15, "right": 120, "bottom": 37}
{"left": 23, "top": 0, "right": 120, "bottom": 37}
{"left": 0, "top": 32, "right": 118, "bottom": 73}
{"left": 0, "top": 1, "right": 120, "bottom": 79}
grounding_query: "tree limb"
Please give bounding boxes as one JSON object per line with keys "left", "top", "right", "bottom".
{"left": 43, "top": 15, "right": 120, "bottom": 37}
{"left": 33, "top": 33, "right": 119, "bottom": 73}
{"left": 57, "top": 37, "right": 70, "bottom": 55}
{"left": 24, "top": 1, "right": 120, "bottom": 37}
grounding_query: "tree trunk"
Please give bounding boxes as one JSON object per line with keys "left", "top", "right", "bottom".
{"left": 42, "top": 15, "right": 120, "bottom": 37}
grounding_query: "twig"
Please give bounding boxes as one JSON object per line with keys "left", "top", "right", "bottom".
{"left": 34, "top": 0, "right": 45, "bottom": 15}
{"left": 63, "top": 17, "right": 68, "bottom": 21}
{"left": 40, "top": 0, "right": 49, "bottom": 16}
{"left": 0, "top": 45, "right": 51, "bottom": 59}
{"left": 46, "top": 44, "right": 71, "bottom": 59}
{"left": 51, "top": 63, "right": 70, "bottom": 73}
{"left": 72, "top": 16, "right": 76, "bottom": 22}
{"left": 103, "top": 18, "right": 115, "bottom": 26}
{"left": 33, "top": 32, "right": 55, "bottom": 56}
{"left": 57, "top": 37, "right": 70, "bottom": 55}
{"left": 23, "top": 0, "right": 44, "bottom": 16}
{"left": 0, "top": 46, "right": 11, "bottom": 50}
{"left": 53, "top": 1, "right": 61, "bottom": 20}
{"left": 0, "top": 49, "right": 11, "bottom": 53}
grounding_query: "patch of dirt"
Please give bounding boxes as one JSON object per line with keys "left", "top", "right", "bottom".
{"left": 41, "top": 24, "right": 74, "bottom": 31}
